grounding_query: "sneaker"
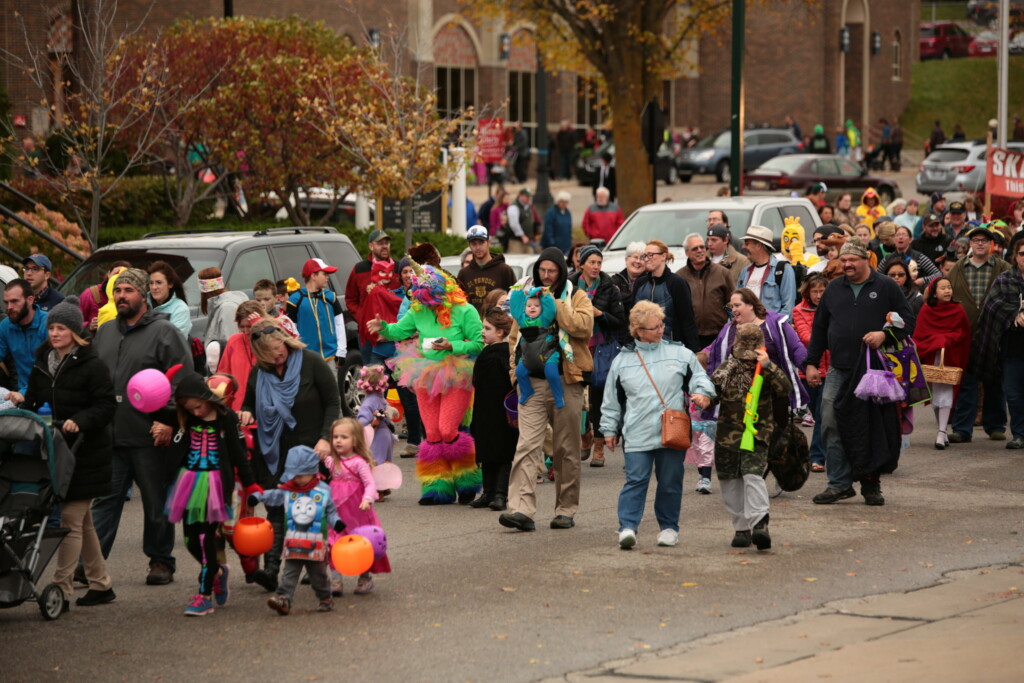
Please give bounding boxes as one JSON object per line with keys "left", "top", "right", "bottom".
{"left": 1007, "top": 438, "right": 1024, "bottom": 450}
{"left": 752, "top": 514, "right": 771, "bottom": 550}
{"left": 656, "top": 529, "right": 679, "bottom": 547}
{"left": 618, "top": 529, "right": 637, "bottom": 550}
{"left": 267, "top": 594, "right": 290, "bottom": 616}
{"left": 802, "top": 413, "right": 815, "bottom": 427}
{"left": 183, "top": 594, "right": 214, "bottom": 616}
{"left": 75, "top": 588, "right": 116, "bottom": 606}
{"left": 695, "top": 477, "right": 712, "bottom": 494}
{"left": 862, "top": 488, "right": 885, "bottom": 506}
{"left": 989, "top": 431, "right": 1007, "bottom": 441}
{"left": 355, "top": 576, "right": 375, "bottom": 595}
{"left": 146, "top": 562, "right": 174, "bottom": 586}
{"left": 948, "top": 432, "right": 971, "bottom": 444}
{"left": 317, "top": 598, "right": 333, "bottom": 612}
{"left": 212, "top": 564, "right": 229, "bottom": 606}
{"left": 400, "top": 443, "right": 418, "bottom": 458}
{"left": 812, "top": 487, "right": 856, "bottom": 504}
{"left": 731, "top": 530, "right": 752, "bottom": 548}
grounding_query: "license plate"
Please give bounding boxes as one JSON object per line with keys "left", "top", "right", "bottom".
{"left": 926, "top": 169, "right": 947, "bottom": 180}
{"left": 751, "top": 180, "right": 768, "bottom": 190}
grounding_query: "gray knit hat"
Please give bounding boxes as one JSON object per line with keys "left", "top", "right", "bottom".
{"left": 46, "top": 295, "right": 83, "bottom": 336}
{"left": 115, "top": 267, "right": 149, "bottom": 294}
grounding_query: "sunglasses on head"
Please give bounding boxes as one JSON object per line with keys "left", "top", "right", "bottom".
{"left": 250, "top": 326, "right": 280, "bottom": 341}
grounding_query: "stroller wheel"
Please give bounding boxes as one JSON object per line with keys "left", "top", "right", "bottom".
{"left": 38, "top": 583, "right": 65, "bottom": 621}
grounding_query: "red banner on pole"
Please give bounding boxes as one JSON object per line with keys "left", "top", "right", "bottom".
{"left": 477, "top": 118, "right": 505, "bottom": 164}
{"left": 986, "top": 147, "right": 1024, "bottom": 198}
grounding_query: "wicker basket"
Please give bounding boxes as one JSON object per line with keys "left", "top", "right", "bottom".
{"left": 922, "top": 349, "right": 963, "bottom": 385}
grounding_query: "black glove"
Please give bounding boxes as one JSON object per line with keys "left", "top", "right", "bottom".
{"left": 333, "top": 520, "right": 347, "bottom": 534}
{"left": 247, "top": 494, "right": 260, "bottom": 508}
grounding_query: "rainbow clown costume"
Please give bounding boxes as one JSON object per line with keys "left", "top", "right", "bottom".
{"left": 376, "top": 261, "right": 484, "bottom": 505}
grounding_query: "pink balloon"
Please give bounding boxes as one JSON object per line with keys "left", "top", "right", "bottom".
{"left": 126, "top": 368, "right": 172, "bottom": 413}
{"left": 373, "top": 462, "right": 403, "bottom": 491}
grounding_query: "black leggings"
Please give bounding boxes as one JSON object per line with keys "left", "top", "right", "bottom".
{"left": 184, "top": 521, "right": 223, "bottom": 595}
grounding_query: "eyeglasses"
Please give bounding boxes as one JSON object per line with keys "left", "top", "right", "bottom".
{"left": 642, "top": 252, "right": 665, "bottom": 260}
{"left": 969, "top": 238, "right": 991, "bottom": 245}
{"left": 689, "top": 245, "right": 706, "bottom": 252}
{"left": 638, "top": 323, "right": 665, "bottom": 332}
{"left": 22, "top": 265, "right": 42, "bottom": 273}
{"left": 889, "top": 272, "right": 907, "bottom": 278}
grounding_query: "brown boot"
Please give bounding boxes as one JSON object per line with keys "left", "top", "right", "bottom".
{"left": 580, "top": 427, "right": 593, "bottom": 461}
{"left": 590, "top": 439, "right": 605, "bottom": 467}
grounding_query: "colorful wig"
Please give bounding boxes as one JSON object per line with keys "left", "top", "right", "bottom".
{"left": 407, "top": 260, "right": 467, "bottom": 328}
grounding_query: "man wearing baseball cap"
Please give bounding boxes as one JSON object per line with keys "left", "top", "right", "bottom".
{"left": 344, "top": 230, "right": 394, "bottom": 363}
{"left": 287, "top": 257, "right": 345, "bottom": 363}
{"left": 945, "top": 201, "right": 968, "bottom": 241}
{"left": 457, "top": 226, "right": 516, "bottom": 312}
{"left": 705, "top": 211, "right": 750, "bottom": 273}
{"left": 736, "top": 225, "right": 796, "bottom": 318}
{"left": 21, "top": 254, "right": 65, "bottom": 312}
{"left": 911, "top": 214, "right": 950, "bottom": 263}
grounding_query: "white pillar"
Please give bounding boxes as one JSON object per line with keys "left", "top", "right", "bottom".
{"left": 451, "top": 147, "right": 467, "bottom": 237}
{"left": 355, "top": 193, "right": 370, "bottom": 230}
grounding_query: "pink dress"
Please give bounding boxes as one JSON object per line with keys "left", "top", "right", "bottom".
{"left": 324, "top": 456, "right": 392, "bottom": 574}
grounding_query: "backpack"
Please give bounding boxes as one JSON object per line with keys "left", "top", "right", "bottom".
{"left": 773, "top": 261, "right": 804, "bottom": 294}
{"left": 517, "top": 325, "right": 559, "bottom": 373}
{"left": 767, "top": 414, "right": 810, "bottom": 492}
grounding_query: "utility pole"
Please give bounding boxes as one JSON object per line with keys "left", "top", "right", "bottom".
{"left": 729, "top": 0, "right": 745, "bottom": 196}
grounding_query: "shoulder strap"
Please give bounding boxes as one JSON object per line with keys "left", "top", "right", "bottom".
{"left": 774, "top": 262, "right": 786, "bottom": 289}
{"left": 636, "top": 352, "right": 667, "bottom": 409}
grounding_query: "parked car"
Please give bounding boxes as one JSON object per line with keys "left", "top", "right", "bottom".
{"left": 743, "top": 154, "right": 901, "bottom": 205}
{"left": 57, "top": 227, "right": 367, "bottom": 416}
{"left": 576, "top": 141, "right": 679, "bottom": 188}
{"left": 675, "top": 128, "right": 802, "bottom": 184}
{"left": 596, "top": 196, "right": 822, "bottom": 275}
{"left": 968, "top": 30, "right": 1000, "bottom": 56}
{"left": 967, "top": 1, "right": 1024, "bottom": 29}
{"left": 916, "top": 140, "right": 1024, "bottom": 195}
{"left": 919, "top": 21, "right": 973, "bottom": 60}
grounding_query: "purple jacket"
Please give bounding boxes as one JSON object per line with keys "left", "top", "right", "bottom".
{"left": 701, "top": 310, "right": 808, "bottom": 419}
{"left": 357, "top": 392, "right": 394, "bottom": 465}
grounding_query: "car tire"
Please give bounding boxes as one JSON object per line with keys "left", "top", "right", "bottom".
{"left": 339, "top": 353, "right": 365, "bottom": 417}
{"left": 878, "top": 187, "right": 895, "bottom": 205}
{"left": 716, "top": 160, "right": 731, "bottom": 184}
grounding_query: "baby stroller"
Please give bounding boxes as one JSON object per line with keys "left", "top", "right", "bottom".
{"left": 0, "top": 409, "right": 76, "bottom": 620}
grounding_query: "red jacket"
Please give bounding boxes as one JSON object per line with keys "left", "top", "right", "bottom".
{"left": 582, "top": 203, "right": 625, "bottom": 242}
{"left": 217, "top": 333, "right": 255, "bottom": 411}
{"left": 792, "top": 300, "right": 829, "bottom": 376}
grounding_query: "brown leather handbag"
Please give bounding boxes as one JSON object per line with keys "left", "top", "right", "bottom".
{"left": 637, "top": 352, "right": 691, "bottom": 450}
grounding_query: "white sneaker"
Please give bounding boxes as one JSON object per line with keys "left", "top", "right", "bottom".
{"left": 696, "top": 477, "right": 712, "bottom": 494}
{"left": 618, "top": 529, "right": 637, "bottom": 550}
{"left": 656, "top": 529, "right": 679, "bottom": 547}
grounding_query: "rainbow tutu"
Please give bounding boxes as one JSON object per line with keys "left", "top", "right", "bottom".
{"left": 165, "top": 468, "right": 230, "bottom": 524}
{"left": 387, "top": 345, "right": 474, "bottom": 396}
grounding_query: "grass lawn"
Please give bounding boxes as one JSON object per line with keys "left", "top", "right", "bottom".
{"left": 901, "top": 55, "right": 1024, "bottom": 142}
{"left": 920, "top": 2, "right": 970, "bottom": 23}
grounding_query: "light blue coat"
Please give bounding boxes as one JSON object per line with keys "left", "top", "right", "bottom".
{"left": 150, "top": 294, "right": 192, "bottom": 338}
{"left": 600, "top": 340, "right": 715, "bottom": 453}
{"left": 736, "top": 253, "right": 796, "bottom": 319}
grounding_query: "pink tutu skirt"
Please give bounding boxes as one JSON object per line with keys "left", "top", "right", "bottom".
{"left": 165, "top": 468, "right": 229, "bottom": 524}
{"left": 387, "top": 344, "right": 474, "bottom": 396}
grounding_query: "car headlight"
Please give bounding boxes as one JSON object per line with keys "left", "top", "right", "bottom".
{"left": 692, "top": 150, "right": 714, "bottom": 161}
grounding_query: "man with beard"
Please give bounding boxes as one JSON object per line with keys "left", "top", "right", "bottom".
{"left": 0, "top": 279, "right": 48, "bottom": 397}
{"left": 345, "top": 230, "right": 394, "bottom": 362}
{"left": 911, "top": 214, "right": 951, "bottom": 264}
{"left": 91, "top": 268, "right": 191, "bottom": 586}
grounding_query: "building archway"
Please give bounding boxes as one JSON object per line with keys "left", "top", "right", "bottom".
{"left": 433, "top": 22, "right": 480, "bottom": 118}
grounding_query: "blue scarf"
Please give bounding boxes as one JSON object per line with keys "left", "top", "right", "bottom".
{"left": 255, "top": 349, "right": 302, "bottom": 474}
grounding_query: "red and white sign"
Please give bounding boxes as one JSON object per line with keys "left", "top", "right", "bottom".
{"left": 987, "top": 147, "right": 1024, "bottom": 198}
{"left": 477, "top": 117, "right": 505, "bottom": 164}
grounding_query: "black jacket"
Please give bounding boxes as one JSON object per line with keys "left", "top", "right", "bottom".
{"left": 470, "top": 342, "right": 518, "bottom": 465}
{"left": 632, "top": 269, "right": 701, "bottom": 353}
{"left": 569, "top": 270, "right": 627, "bottom": 343}
{"left": 807, "top": 270, "right": 915, "bottom": 371}
{"left": 171, "top": 410, "right": 256, "bottom": 501}
{"left": 24, "top": 343, "right": 116, "bottom": 501}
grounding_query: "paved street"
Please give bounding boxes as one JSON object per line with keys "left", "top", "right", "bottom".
{"left": 3, "top": 407, "right": 1023, "bottom": 681}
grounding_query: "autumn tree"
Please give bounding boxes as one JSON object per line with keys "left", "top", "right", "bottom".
{"left": 303, "top": 29, "right": 468, "bottom": 251}
{"left": 0, "top": 0, "right": 206, "bottom": 245}
{"left": 468, "top": 1, "right": 797, "bottom": 216}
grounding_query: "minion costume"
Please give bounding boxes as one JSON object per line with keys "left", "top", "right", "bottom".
{"left": 379, "top": 261, "right": 484, "bottom": 505}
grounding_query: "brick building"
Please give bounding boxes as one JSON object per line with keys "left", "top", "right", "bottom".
{"left": 3, "top": 0, "right": 916, "bottom": 149}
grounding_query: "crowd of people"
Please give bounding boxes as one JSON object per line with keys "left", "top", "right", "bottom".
{"left": 2, "top": 186, "right": 1023, "bottom": 617}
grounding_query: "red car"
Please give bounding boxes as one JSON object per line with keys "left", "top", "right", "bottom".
{"left": 920, "top": 21, "right": 973, "bottom": 59}
{"left": 968, "top": 31, "right": 999, "bottom": 57}
{"left": 742, "top": 154, "right": 901, "bottom": 205}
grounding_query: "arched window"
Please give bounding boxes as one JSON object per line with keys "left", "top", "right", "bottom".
{"left": 434, "top": 24, "right": 478, "bottom": 119}
{"left": 892, "top": 30, "right": 902, "bottom": 81}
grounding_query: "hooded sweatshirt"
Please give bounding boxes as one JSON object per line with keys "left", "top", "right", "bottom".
{"left": 457, "top": 253, "right": 518, "bottom": 312}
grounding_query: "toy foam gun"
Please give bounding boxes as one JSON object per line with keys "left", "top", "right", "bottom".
{"left": 739, "top": 349, "right": 766, "bottom": 452}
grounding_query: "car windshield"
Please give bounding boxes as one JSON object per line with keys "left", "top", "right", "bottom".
{"left": 60, "top": 248, "right": 225, "bottom": 314}
{"left": 607, "top": 208, "right": 754, "bottom": 250}
{"left": 754, "top": 156, "right": 807, "bottom": 174}
{"left": 927, "top": 148, "right": 970, "bottom": 163}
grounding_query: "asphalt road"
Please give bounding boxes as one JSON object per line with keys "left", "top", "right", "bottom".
{"left": 3, "top": 406, "right": 1023, "bottom": 682}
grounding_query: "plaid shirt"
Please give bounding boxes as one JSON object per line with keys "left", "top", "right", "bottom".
{"left": 963, "top": 258, "right": 995, "bottom": 307}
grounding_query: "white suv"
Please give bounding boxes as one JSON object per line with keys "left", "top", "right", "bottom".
{"left": 917, "top": 140, "right": 1024, "bottom": 195}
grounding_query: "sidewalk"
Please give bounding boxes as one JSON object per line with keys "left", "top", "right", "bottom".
{"left": 557, "top": 564, "right": 1023, "bottom": 683}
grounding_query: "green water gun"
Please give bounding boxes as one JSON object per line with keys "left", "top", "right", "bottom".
{"left": 739, "top": 352, "right": 765, "bottom": 452}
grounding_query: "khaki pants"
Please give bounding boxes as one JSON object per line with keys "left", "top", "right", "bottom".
{"left": 506, "top": 238, "right": 533, "bottom": 254}
{"left": 507, "top": 378, "right": 584, "bottom": 520}
{"left": 55, "top": 499, "right": 112, "bottom": 598}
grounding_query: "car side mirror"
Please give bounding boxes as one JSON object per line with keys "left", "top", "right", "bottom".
{"left": 589, "top": 239, "right": 606, "bottom": 249}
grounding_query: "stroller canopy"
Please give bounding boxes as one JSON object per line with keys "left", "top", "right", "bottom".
{"left": 0, "top": 409, "right": 76, "bottom": 501}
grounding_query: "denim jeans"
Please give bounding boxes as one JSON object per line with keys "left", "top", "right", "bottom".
{"left": 617, "top": 448, "right": 685, "bottom": 533}
{"left": 92, "top": 446, "right": 176, "bottom": 570}
{"left": 806, "top": 380, "right": 825, "bottom": 465}
{"left": 1003, "top": 356, "right": 1024, "bottom": 440}
{"left": 951, "top": 371, "right": 1007, "bottom": 437}
{"left": 820, "top": 368, "right": 854, "bottom": 491}
{"left": 359, "top": 338, "right": 373, "bottom": 365}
